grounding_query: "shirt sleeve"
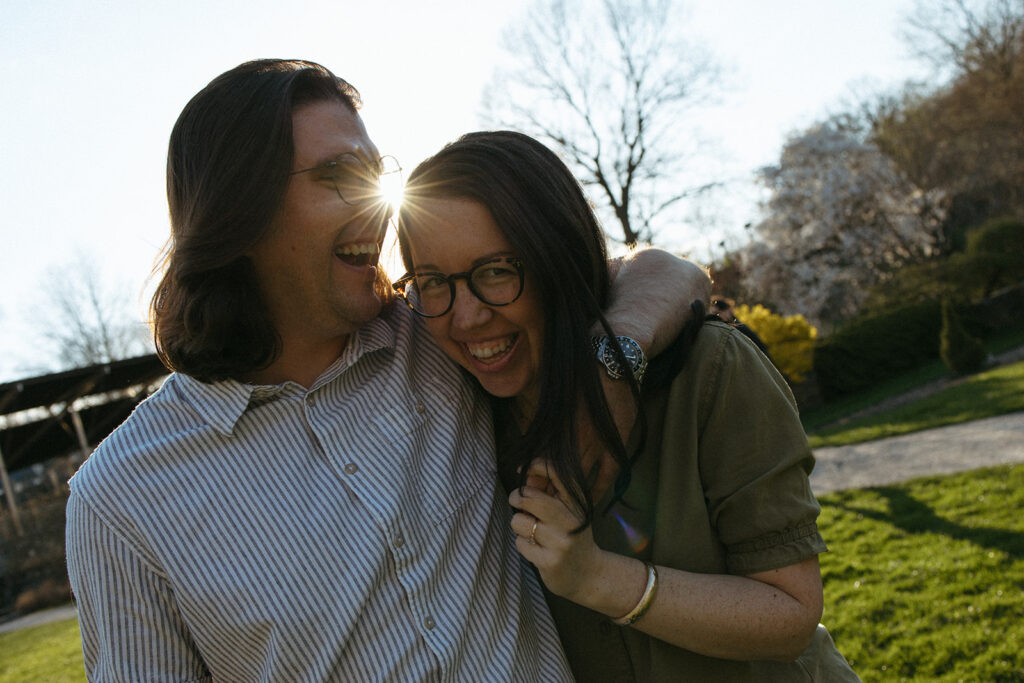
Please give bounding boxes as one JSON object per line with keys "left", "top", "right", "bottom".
{"left": 695, "top": 327, "right": 827, "bottom": 575}
{"left": 65, "top": 490, "right": 211, "bottom": 683}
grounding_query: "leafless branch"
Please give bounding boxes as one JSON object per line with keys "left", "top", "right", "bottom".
{"left": 28, "top": 253, "right": 153, "bottom": 370}
{"left": 483, "top": 0, "right": 723, "bottom": 247}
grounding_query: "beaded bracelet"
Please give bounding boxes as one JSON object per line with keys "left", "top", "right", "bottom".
{"left": 612, "top": 562, "right": 658, "bottom": 626}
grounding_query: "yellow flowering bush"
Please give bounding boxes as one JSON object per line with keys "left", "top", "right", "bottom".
{"left": 733, "top": 304, "right": 818, "bottom": 382}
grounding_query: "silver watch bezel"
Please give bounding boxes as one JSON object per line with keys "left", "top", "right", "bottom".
{"left": 593, "top": 335, "right": 647, "bottom": 382}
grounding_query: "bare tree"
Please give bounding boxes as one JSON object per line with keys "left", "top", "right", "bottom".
{"left": 29, "top": 254, "right": 153, "bottom": 370}
{"left": 880, "top": 0, "right": 1024, "bottom": 229}
{"left": 903, "top": 0, "right": 1024, "bottom": 77}
{"left": 482, "top": 0, "right": 721, "bottom": 247}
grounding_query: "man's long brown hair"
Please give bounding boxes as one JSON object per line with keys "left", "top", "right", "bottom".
{"left": 151, "top": 59, "right": 360, "bottom": 382}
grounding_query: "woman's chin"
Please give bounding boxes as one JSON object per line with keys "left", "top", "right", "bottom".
{"left": 476, "top": 377, "right": 521, "bottom": 399}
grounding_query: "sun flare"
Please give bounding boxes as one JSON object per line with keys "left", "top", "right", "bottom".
{"left": 380, "top": 168, "right": 405, "bottom": 211}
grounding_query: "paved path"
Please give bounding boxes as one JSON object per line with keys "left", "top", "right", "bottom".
{"left": 0, "top": 603, "right": 77, "bottom": 634}
{"left": 810, "top": 411, "right": 1024, "bottom": 494}
{"left": 4, "top": 412, "right": 1023, "bottom": 635}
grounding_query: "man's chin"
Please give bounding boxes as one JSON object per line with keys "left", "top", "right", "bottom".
{"left": 354, "top": 294, "right": 385, "bottom": 325}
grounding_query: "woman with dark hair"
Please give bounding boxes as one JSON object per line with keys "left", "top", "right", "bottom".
{"left": 396, "top": 131, "right": 859, "bottom": 681}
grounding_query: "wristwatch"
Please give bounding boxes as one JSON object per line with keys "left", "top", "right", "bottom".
{"left": 592, "top": 335, "right": 648, "bottom": 383}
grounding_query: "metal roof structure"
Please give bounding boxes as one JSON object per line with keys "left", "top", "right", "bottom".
{"left": 0, "top": 355, "right": 169, "bottom": 534}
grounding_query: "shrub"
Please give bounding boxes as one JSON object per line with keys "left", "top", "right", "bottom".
{"left": 940, "top": 298, "right": 986, "bottom": 375}
{"left": 12, "top": 578, "right": 71, "bottom": 615}
{"left": 966, "top": 216, "right": 1024, "bottom": 255}
{"left": 863, "top": 257, "right": 965, "bottom": 308}
{"left": 964, "top": 216, "right": 1024, "bottom": 296}
{"left": 733, "top": 304, "right": 818, "bottom": 382}
{"left": 813, "top": 301, "right": 942, "bottom": 400}
{"left": 864, "top": 216, "right": 1024, "bottom": 309}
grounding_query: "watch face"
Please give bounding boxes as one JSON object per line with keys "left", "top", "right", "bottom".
{"left": 597, "top": 336, "right": 644, "bottom": 380}
{"left": 615, "top": 336, "right": 646, "bottom": 381}
{"left": 615, "top": 337, "right": 640, "bottom": 363}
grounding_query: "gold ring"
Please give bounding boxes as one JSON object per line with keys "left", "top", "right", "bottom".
{"left": 529, "top": 519, "right": 539, "bottom": 545}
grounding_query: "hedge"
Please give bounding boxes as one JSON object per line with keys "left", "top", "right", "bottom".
{"left": 813, "top": 301, "right": 943, "bottom": 400}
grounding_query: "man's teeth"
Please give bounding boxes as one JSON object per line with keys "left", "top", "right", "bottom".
{"left": 336, "top": 243, "right": 380, "bottom": 256}
{"left": 335, "top": 242, "right": 380, "bottom": 266}
{"left": 468, "top": 336, "right": 514, "bottom": 360}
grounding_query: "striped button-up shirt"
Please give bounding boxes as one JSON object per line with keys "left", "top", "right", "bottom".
{"left": 66, "top": 302, "right": 572, "bottom": 682}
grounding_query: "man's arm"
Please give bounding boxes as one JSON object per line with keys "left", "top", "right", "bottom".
{"left": 66, "top": 492, "right": 209, "bottom": 681}
{"left": 601, "top": 247, "right": 710, "bottom": 356}
{"left": 580, "top": 248, "right": 709, "bottom": 498}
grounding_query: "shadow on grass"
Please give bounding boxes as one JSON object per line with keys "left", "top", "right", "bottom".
{"left": 831, "top": 486, "right": 1024, "bottom": 560}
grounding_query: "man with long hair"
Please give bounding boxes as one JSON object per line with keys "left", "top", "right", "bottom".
{"left": 65, "top": 59, "right": 708, "bottom": 680}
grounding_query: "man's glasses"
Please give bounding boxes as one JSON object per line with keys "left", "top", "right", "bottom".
{"left": 393, "top": 257, "right": 525, "bottom": 318}
{"left": 291, "top": 153, "right": 402, "bottom": 205}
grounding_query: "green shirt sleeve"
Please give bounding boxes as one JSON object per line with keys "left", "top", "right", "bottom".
{"left": 691, "top": 323, "right": 826, "bottom": 574}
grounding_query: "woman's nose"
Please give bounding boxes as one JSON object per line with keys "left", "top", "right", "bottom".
{"left": 450, "top": 280, "right": 492, "bottom": 329}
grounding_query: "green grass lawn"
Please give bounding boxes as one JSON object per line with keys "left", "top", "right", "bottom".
{"left": 0, "top": 617, "right": 84, "bottom": 682}
{"left": 807, "top": 360, "right": 1024, "bottom": 448}
{"left": 819, "top": 464, "right": 1024, "bottom": 682}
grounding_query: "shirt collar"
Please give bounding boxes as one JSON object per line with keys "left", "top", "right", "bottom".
{"left": 174, "top": 304, "right": 401, "bottom": 436}
{"left": 309, "top": 306, "right": 398, "bottom": 391}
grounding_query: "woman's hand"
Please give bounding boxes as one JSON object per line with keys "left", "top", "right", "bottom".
{"left": 509, "top": 465, "right": 824, "bottom": 662}
{"left": 508, "top": 460, "right": 608, "bottom": 603}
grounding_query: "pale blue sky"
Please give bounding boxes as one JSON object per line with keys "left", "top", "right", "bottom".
{"left": 0, "top": 0, "right": 929, "bottom": 381}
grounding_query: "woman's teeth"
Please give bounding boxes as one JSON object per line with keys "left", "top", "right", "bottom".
{"left": 468, "top": 336, "right": 515, "bottom": 361}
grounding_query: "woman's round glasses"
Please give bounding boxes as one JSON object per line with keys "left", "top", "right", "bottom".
{"left": 291, "top": 154, "right": 402, "bottom": 206}
{"left": 393, "top": 257, "right": 525, "bottom": 318}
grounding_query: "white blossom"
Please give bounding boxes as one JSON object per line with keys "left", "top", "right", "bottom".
{"left": 742, "top": 121, "right": 946, "bottom": 330}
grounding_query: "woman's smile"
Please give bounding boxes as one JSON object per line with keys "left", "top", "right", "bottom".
{"left": 465, "top": 334, "right": 518, "bottom": 364}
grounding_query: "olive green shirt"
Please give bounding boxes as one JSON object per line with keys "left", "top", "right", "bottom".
{"left": 546, "top": 321, "right": 858, "bottom": 682}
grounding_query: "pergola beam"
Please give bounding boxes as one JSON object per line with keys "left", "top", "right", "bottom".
{"left": 0, "top": 443, "right": 24, "bottom": 536}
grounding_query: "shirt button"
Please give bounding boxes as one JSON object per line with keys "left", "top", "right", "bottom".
{"left": 394, "top": 534, "right": 405, "bottom": 548}
{"left": 424, "top": 617, "right": 436, "bottom": 630}
{"left": 305, "top": 395, "right": 315, "bottom": 407}
{"left": 344, "top": 463, "right": 358, "bottom": 475}
{"left": 415, "top": 400, "right": 426, "bottom": 414}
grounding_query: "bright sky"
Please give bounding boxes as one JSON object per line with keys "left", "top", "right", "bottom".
{"left": 0, "top": 0, "right": 930, "bottom": 382}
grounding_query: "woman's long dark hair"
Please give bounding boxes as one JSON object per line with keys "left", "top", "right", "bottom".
{"left": 398, "top": 131, "right": 641, "bottom": 527}
{"left": 151, "top": 59, "right": 361, "bottom": 382}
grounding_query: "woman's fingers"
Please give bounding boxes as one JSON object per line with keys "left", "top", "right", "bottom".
{"left": 509, "top": 486, "right": 579, "bottom": 541}
{"left": 523, "top": 459, "right": 554, "bottom": 485}
{"left": 523, "top": 459, "right": 586, "bottom": 519}
{"left": 509, "top": 483, "right": 567, "bottom": 518}
{"left": 516, "top": 462, "right": 556, "bottom": 495}
{"left": 511, "top": 511, "right": 541, "bottom": 546}
{"left": 524, "top": 472, "right": 553, "bottom": 492}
